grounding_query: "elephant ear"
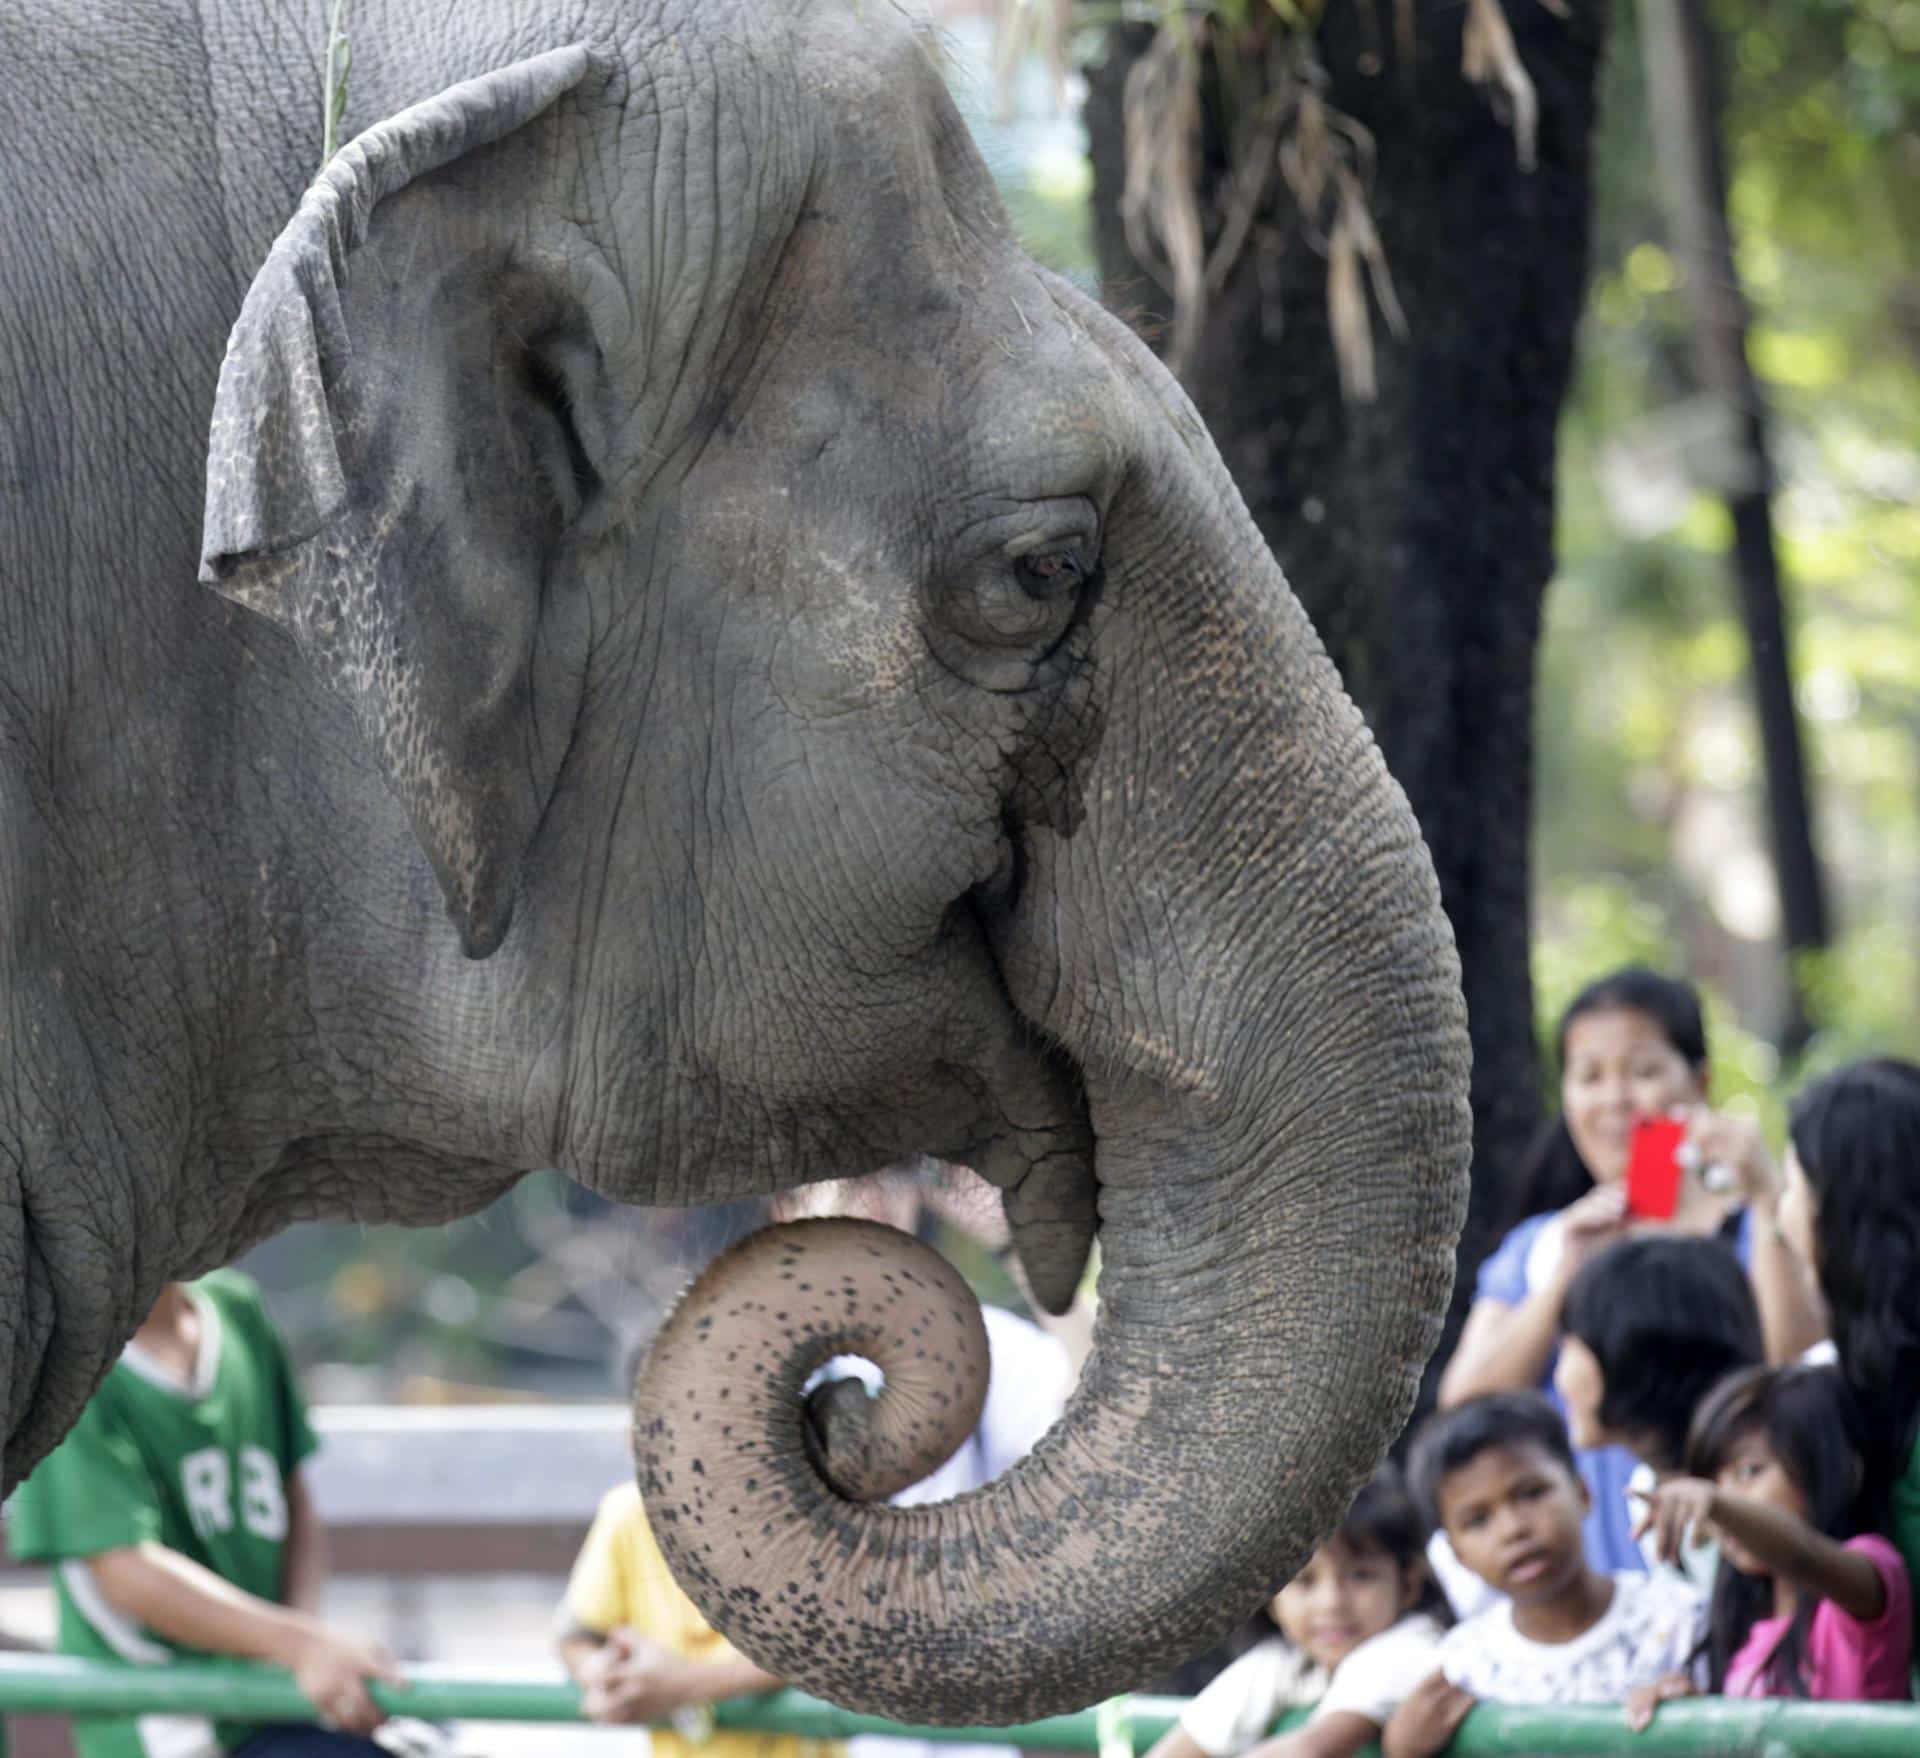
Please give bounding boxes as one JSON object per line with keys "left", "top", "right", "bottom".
{"left": 200, "top": 45, "right": 599, "bottom": 958}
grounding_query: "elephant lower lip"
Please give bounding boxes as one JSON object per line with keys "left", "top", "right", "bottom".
{"left": 992, "top": 1144, "right": 1099, "bottom": 1316}
{"left": 940, "top": 978, "right": 1099, "bottom": 1317}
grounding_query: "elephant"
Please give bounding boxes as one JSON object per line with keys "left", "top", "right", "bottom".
{"left": 0, "top": 0, "right": 1471, "bottom": 1726}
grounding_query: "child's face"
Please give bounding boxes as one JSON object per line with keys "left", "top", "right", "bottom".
{"left": 1438, "top": 1441, "right": 1591, "bottom": 1604}
{"left": 1268, "top": 1534, "right": 1414, "bottom": 1674}
{"left": 1713, "top": 1429, "right": 1811, "bottom": 1576}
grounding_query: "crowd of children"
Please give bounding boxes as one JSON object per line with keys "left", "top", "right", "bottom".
{"left": 1142, "top": 966, "right": 1920, "bottom": 1754}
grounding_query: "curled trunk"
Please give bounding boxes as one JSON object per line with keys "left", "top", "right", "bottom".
{"left": 636, "top": 293, "right": 1471, "bottom": 1724}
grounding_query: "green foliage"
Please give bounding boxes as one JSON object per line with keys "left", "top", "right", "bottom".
{"left": 321, "top": 0, "right": 351, "bottom": 166}
{"left": 942, "top": 13, "right": 1099, "bottom": 286}
{"left": 1539, "top": 0, "right": 1920, "bottom": 1120}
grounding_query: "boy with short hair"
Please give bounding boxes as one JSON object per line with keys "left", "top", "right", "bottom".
{"left": 7, "top": 1273, "right": 399, "bottom": 1758}
{"left": 1555, "top": 1236, "right": 1764, "bottom": 1476}
{"left": 1383, "top": 1393, "right": 1703, "bottom": 1758}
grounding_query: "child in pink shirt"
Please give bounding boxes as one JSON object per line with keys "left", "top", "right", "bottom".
{"left": 1720, "top": 1529, "right": 1907, "bottom": 1699}
{"left": 1627, "top": 1364, "right": 1911, "bottom": 1728}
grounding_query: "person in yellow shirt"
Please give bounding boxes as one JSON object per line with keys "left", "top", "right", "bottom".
{"left": 555, "top": 1477, "right": 839, "bottom": 1758}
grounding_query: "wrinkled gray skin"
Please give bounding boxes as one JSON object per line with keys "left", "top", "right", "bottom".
{"left": 0, "top": 0, "right": 1470, "bottom": 1723}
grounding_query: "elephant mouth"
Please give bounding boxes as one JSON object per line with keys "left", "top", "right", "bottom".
{"left": 984, "top": 1131, "right": 1101, "bottom": 1314}
{"left": 945, "top": 885, "right": 1101, "bottom": 1316}
{"left": 890, "top": 1055, "right": 1098, "bottom": 1318}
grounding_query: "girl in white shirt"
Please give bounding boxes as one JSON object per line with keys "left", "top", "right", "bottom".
{"left": 1145, "top": 1468, "right": 1451, "bottom": 1758}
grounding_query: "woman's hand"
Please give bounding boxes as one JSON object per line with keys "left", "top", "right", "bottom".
{"left": 1624, "top": 1671, "right": 1696, "bottom": 1732}
{"left": 1631, "top": 1476, "right": 1718, "bottom": 1565}
{"left": 1550, "top": 1182, "right": 1630, "bottom": 1287}
{"left": 1681, "top": 1107, "right": 1782, "bottom": 1216}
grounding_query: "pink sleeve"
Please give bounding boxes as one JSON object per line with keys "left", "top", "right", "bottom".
{"left": 1803, "top": 1534, "right": 1913, "bottom": 1702}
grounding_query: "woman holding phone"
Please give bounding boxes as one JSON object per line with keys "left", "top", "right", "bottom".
{"left": 1437, "top": 967, "right": 1828, "bottom": 1574}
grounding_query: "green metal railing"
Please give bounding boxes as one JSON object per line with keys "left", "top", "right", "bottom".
{"left": 0, "top": 1656, "right": 1916, "bottom": 1757}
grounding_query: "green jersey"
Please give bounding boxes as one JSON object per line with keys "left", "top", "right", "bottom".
{"left": 7, "top": 1270, "right": 318, "bottom": 1758}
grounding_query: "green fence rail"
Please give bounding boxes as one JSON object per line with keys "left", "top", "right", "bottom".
{"left": 0, "top": 1656, "right": 1917, "bottom": 1757}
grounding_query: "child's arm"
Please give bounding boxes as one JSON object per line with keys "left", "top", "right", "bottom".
{"left": 1380, "top": 1671, "right": 1475, "bottom": 1758}
{"left": 88, "top": 1542, "right": 400, "bottom": 1733}
{"left": 1240, "top": 1712, "right": 1379, "bottom": 1758}
{"left": 279, "top": 1469, "right": 327, "bottom": 1616}
{"left": 670, "top": 1650, "right": 785, "bottom": 1702}
{"left": 1636, "top": 1479, "right": 1886, "bottom": 1621}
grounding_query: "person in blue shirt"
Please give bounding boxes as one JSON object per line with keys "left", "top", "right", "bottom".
{"left": 1435, "top": 968, "right": 1825, "bottom": 1576}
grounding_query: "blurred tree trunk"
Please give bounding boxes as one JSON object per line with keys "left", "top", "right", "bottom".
{"left": 1084, "top": 0, "right": 1605, "bottom": 1386}
{"left": 1641, "top": 0, "right": 1830, "bottom": 1050}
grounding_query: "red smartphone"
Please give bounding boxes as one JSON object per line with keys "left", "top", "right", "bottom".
{"left": 1625, "top": 1116, "right": 1687, "bottom": 1220}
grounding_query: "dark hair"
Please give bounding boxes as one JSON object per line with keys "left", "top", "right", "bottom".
{"left": 1685, "top": 1365, "right": 1864, "bottom": 1696}
{"left": 1787, "top": 1058, "right": 1920, "bottom": 1516}
{"left": 1408, "top": 1392, "right": 1579, "bottom": 1532}
{"left": 1509, "top": 968, "right": 1710, "bottom": 1226}
{"left": 1560, "top": 1236, "right": 1764, "bottom": 1471}
{"left": 1326, "top": 1465, "right": 1455, "bottom": 1629}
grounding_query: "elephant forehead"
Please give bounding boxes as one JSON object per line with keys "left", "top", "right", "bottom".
{"left": 775, "top": 12, "right": 1012, "bottom": 275}
{"left": 732, "top": 307, "right": 1126, "bottom": 536}
{"left": 768, "top": 540, "right": 927, "bottom": 701}
{"left": 664, "top": 475, "right": 927, "bottom": 699}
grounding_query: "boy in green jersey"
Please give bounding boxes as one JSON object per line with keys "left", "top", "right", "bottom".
{"left": 7, "top": 1271, "right": 401, "bottom": 1758}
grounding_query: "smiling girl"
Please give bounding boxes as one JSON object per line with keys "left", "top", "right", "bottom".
{"left": 1144, "top": 1470, "right": 1450, "bottom": 1758}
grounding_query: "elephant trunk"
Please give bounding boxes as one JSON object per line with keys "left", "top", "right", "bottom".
{"left": 638, "top": 317, "right": 1470, "bottom": 1723}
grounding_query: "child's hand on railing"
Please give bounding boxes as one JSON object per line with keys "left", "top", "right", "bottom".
{"left": 1624, "top": 1670, "right": 1696, "bottom": 1732}
{"left": 579, "top": 1628, "right": 696, "bottom": 1726}
{"left": 289, "top": 1625, "right": 403, "bottom": 1735}
{"left": 1381, "top": 1668, "right": 1475, "bottom": 1758}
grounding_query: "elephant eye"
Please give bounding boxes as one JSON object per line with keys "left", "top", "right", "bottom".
{"left": 956, "top": 569, "right": 1076, "bottom": 647}
{"left": 925, "top": 506, "right": 1100, "bottom": 689}
{"left": 1015, "top": 548, "right": 1084, "bottom": 598}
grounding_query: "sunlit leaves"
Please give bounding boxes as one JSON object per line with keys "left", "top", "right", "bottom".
{"left": 1537, "top": 0, "right": 1917, "bottom": 1069}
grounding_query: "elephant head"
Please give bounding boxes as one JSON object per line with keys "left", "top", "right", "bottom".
{"left": 183, "top": 0, "right": 1470, "bottom": 1725}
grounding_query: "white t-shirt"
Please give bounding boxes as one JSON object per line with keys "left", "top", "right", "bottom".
{"left": 1316, "top": 1614, "right": 1447, "bottom": 1726}
{"left": 1180, "top": 1616, "right": 1445, "bottom": 1754}
{"left": 1437, "top": 1571, "right": 1704, "bottom": 1702}
{"left": 1180, "top": 1638, "right": 1326, "bottom": 1756}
